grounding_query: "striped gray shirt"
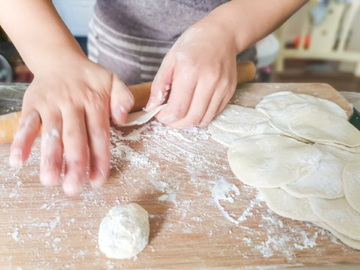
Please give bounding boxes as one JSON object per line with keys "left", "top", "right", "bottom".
{"left": 88, "top": 0, "right": 256, "bottom": 84}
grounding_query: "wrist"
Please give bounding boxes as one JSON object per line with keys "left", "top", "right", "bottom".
{"left": 26, "top": 44, "right": 87, "bottom": 75}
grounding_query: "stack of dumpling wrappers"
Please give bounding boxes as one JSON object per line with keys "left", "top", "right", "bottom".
{"left": 209, "top": 91, "right": 360, "bottom": 249}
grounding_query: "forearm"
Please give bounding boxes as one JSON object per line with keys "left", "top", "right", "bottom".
{"left": 205, "top": 0, "right": 308, "bottom": 53}
{"left": 0, "top": 0, "right": 85, "bottom": 73}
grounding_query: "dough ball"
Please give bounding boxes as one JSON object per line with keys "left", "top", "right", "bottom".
{"left": 227, "top": 134, "right": 322, "bottom": 188}
{"left": 99, "top": 203, "right": 150, "bottom": 259}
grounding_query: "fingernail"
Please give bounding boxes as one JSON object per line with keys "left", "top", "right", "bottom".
{"left": 158, "top": 114, "right": 177, "bottom": 124}
{"left": 145, "top": 96, "right": 156, "bottom": 111}
{"left": 10, "top": 148, "right": 23, "bottom": 168}
{"left": 62, "top": 172, "right": 83, "bottom": 196}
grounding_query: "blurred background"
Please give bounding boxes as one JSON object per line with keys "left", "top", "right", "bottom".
{"left": 0, "top": 0, "right": 359, "bottom": 94}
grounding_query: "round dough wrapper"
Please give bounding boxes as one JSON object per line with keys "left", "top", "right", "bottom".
{"left": 343, "top": 162, "right": 360, "bottom": 214}
{"left": 258, "top": 188, "right": 318, "bottom": 221}
{"left": 297, "top": 94, "right": 347, "bottom": 119}
{"left": 315, "top": 221, "right": 360, "bottom": 250}
{"left": 99, "top": 203, "right": 150, "bottom": 259}
{"left": 256, "top": 91, "right": 347, "bottom": 119}
{"left": 282, "top": 145, "right": 346, "bottom": 199}
{"left": 268, "top": 103, "right": 312, "bottom": 141}
{"left": 289, "top": 107, "right": 360, "bottom": 147}
{"left": 208, "top": 123, "right": 242, "bottom": 147}
{"left": 309, "top": 197, "right": 360, "bottom": 241}
{"left": 228, "top": 134, "right": 322, "bottom": 188}
{"left": 212, "top": 104, "right": 269, "bottom": 133}
{"left": 123, "top": 104, "right": 167, "bottom": 126}
{"left": 256, "top": 92, "right": 307, "bottom": 118}
{"left": 208, "top": 122, "right": 279, "bottom": 147}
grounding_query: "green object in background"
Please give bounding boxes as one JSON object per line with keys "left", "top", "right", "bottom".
{"left": 349, "top": 108, "right": 360, "bottom": 131}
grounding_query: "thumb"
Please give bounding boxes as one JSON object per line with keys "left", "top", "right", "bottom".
{"left": 110, "top": 75, "right": 134, "bottom": 125}
{"left": 145, "top": 53, "right": 175, "bottom": 112}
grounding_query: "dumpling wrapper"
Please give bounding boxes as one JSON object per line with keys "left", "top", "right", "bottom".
{"left": 256, "top": 91, "right": 347, "bottom": 119}
{"left": 122, "top": 104, "right": 167, "bottom": 127}
{"left": 208, "top": 121, "right": 279, "bottom": 147}
{"left": 315, "top": 221, "right": 360, "bottom": 250}
{"left": 207, "top": 123, "right": 243, "bottom": 147}
{"left": 228, "top": 134, "right": 322, "bottom": 188}
{"left": 212, "top": 104, "right": 269, "bottom": 133}
{"left": 282, "top": 144, "right": 347, "bottom": 199}
{"left": 289, "top": 107, "right": 360, "bottom": 147}
{"left": 309, "top": 197, "right": 360, "bottom": 241}
{"left": 343, "top": 162, "right": 360, "bottom": 214}
{"left": 258, "top": 188, "right": 318, "bottom": 221}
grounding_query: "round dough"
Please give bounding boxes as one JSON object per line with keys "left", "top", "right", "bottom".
{"left": 343, "top": 162, "right": 360, "bottom": 214}
{"left": 99, "top": 203, "right": 150, "bottom": 259}
{"left": 207, "top": 123, "right": 242, "bottom": 147}
{"left": 309, "top": 197, "right": 360, "bottom": 241}
{"left": 123, "top": 104, "right": 167, "bottom": 126}
{"left": 256, "top": 92, "right": 307, "bottom": 118}
{"left": 258, "top": 188, "right": 318, "bottom": 221}
{"left": 289, "top": 107, "right": 360, "bottom": 147}
{"left": 297, "top": 93, "right": 347, "bottom": 119}
{"left": 228, "top": 134, "right": 322, "bottom": 188}
{"left": 282, "top": 145, "right": 346, "bottom": 199}
{"left": 208, "top": 122, "right": 279, "bottom": 147}
{"left": 212, "top": 104, "right": 269, "bottom": 133}
{"left": 256, "top": 91, "right": 347, "bottom": 119}
{"left": 315, "top": 222, "right": 360, "bottom": 250}
{"left": 268, "top": 103, "right": 312, "bottom": 140}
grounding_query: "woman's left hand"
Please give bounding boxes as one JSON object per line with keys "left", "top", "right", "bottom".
{"left": 145, "top": 19, "right": 238, "bottom": 129}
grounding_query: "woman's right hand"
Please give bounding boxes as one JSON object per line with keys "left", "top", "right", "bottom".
{"left": 9, "top": 53, "right": 134, "bottom": 196}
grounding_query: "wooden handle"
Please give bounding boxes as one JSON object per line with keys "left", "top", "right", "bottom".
{"left": 0, "top": 61, "right": 256, "bottom": 144}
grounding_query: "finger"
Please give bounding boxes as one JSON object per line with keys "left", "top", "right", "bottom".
{"left": 199, "top": 81, "right": 236, "bottom": 127}
{"left": 10, "top": 110, "right": 41, "bottom": 168}
{"left": 85, "top": 100, "right": 110, "bottom": 189}
{"left": 145, "top": 54, "right": 174, "bottom": 112}
{"left": 110, "top": 75, "right": 134, "bottom": 125}
{"left": 167, "top": 77, "right": 216, "bottom": 129}
{"left": 216, "top": 93, "right": 233, "bottom": 116}
{"left": 155, "top": 65, "right": 197, "bottom": 125}
{"left": 61, "top": 106, "right": 88, "bottom": 196}
{"left": 39, "top": 110, "right": 63, "bottom": 186}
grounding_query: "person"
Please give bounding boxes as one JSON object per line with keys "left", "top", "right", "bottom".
{"left": 0, "top": 0, "right": 307, "bottom": 196}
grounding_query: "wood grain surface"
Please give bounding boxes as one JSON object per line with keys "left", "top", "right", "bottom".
{"left": 0, "top": 83, "right": 358, "bottom": 270}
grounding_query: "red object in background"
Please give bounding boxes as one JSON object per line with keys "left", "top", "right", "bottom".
{"left": 293, "top": 35, "right": 311, "bottom": 49}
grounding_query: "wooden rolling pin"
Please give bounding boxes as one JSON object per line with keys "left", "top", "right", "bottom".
{"left": 0, "top": 61, "right": 256, "bottom": 144}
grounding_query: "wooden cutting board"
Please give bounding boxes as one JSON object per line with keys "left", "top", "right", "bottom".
{"left": 0, "top": 83, "right": 358, "bottom": 270}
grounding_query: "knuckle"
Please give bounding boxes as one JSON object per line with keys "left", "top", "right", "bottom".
{"left": 169, "top": 106, "right": 187, "bottom": 121}
{"left": 186, "top": 114, "right": 203, "bottom": 127}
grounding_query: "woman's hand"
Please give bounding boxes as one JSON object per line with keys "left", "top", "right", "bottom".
{"left": 9, "top": 54, "right": 134, "bottom": 196}
{"left": 146, "top": 20, "right": 238, "bottom": 129}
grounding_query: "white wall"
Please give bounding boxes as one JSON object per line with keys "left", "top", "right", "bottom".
{"left": 53, "top": 0, "right": 96, "bottom": 36}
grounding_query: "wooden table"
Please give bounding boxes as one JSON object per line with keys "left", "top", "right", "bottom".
{"left": 0, "top": 83, "right": 358, "bottom": 270}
